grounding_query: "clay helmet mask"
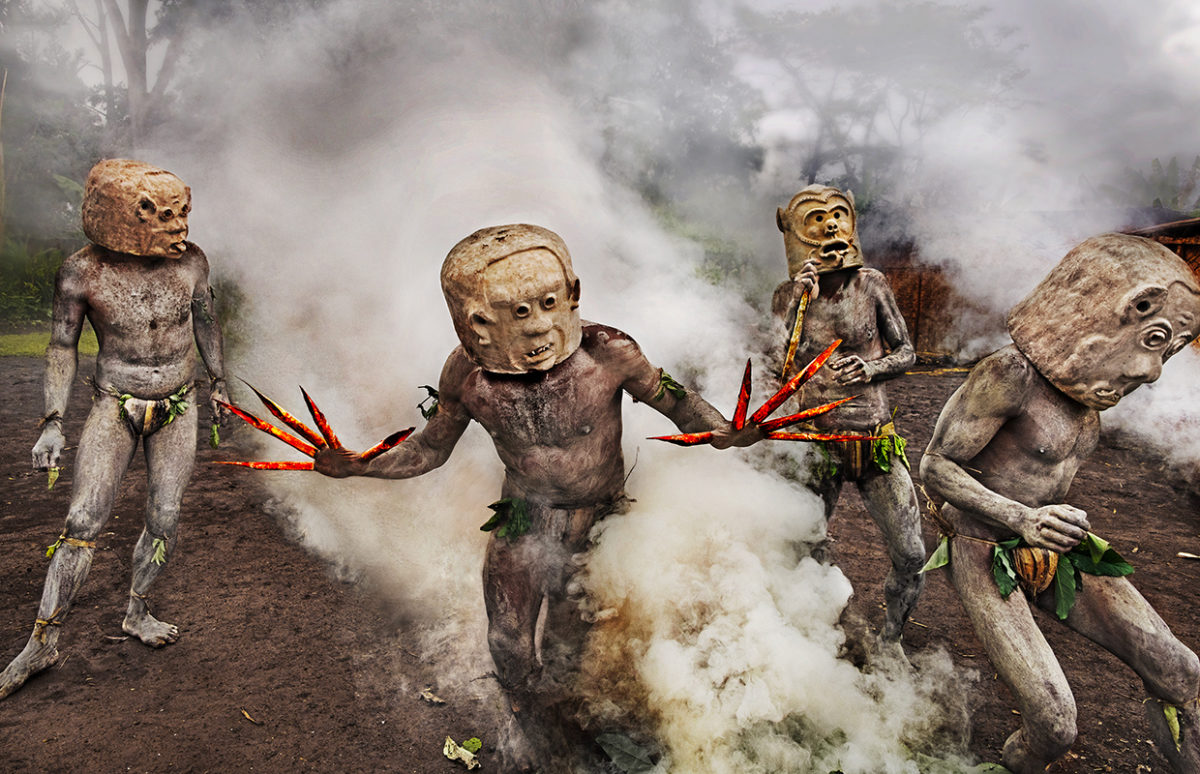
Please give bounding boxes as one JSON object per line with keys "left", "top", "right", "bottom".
{"left": 1008, "top": 233, "right": 1200, "bottom": 410}
{"left": 441, "top": 224, "right": 583, "bottom": 374}
{"left": 777, "top": 185, "right": 863, "bottom": 277}
{"left": 81, "top": 159, "right": 191, "bottom": 258}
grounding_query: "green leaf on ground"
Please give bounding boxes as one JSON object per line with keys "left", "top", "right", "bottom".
{"left": 596, "top": 732, "right": 655, "bottom": 773}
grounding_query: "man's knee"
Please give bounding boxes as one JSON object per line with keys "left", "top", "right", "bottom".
{"left": 488, "top": 622, "right": 537, "bottom": 689}
{"left": 1143, "top": 639, "right": 1200, "bottom": 705}
{"left": 1025, "top": 701, "right": 1079, "bottom": 759}
{"left": 63, "top": 509, "right": 104, "bottom": 541}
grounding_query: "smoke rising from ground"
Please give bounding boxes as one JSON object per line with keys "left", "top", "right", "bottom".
{"left": 112, "top": 0, "right": 1200, "bottom": 766}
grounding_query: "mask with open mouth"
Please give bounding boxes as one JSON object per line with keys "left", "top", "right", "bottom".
{"left": 82, "top": 159, "right": 192, "bottom": 259}
{"left": 777, "top": 185, "right": 863, "bottom": 277}
{"left": 1008, "top": 233, "right": 1200, "bottom": 410}
{"left": 441, "top": 224, "right": 583, "bottom": 374}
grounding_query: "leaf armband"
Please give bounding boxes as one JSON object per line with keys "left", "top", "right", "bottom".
{"left": 480, "top": 498, "right": 532, "bottom": 540}
{"left": 653, "top": 370, "right": 687, "bottom": 401}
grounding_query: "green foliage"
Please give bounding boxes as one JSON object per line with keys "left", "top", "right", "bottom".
{"left": 871, "top": 433, "right": 909, "bottom": 473}
{"left": 920, "top": 535, "right": 950, "bottom": 573}
{"left": 654, "top": 370, "right": 687, "bottom": 401}
{"left": 991, "top": 537, "right": 1021, "bottom": 598}
{"left": 0, "top": 327, "right": 97, "bottom": 357}
{"left": 1100, "top": 156, "right": 1200, "bottom": 215}
{"left": 151, "top": 537, "right": 169, "bottom": 566}
{"left": 480, "top": 498, "right": 532, "bottom": 540}
{"left": 418, "top": 385, "right": 440, "bottom": 420}
{"left": 461, "top": 737, "right": 482, "bottom": 754}
{"left": 0, "top": 239, "right": 64, "bottom": 323}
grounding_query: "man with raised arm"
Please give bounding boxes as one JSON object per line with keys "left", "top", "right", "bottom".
{"left": 921, "top": 233, "right": 1200, "bottom": 772}
{"left": 772, "top": 184, "right": 924, "bottom": 644}
{"left": 1, "top": 159, "right": 228, "bottom": 700}
{"left": 313, "top": 223, "right": 767, "bottom": 771}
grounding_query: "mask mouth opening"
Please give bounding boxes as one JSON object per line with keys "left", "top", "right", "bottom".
{"left": 821, "top": 239, "right": 851, "bottom": 255}
{"left": 527, "top": 343, "right": 553, "bottom": 359}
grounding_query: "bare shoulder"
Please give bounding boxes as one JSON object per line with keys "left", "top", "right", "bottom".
{"left": 57, "top": 245, "right": 102, "bottom": 293}
{"left": 960, "top": 344, "right": 1037, "bottom": 413}
{"left": 180, "top": 242, "right": 211, "bottom": 277}
{"left": 437, "top": 346, "right": 479, "bottom": 401}
{"left": 856, "top": 267, "right": 898, "bottom": 296}
{"left": 581, "top": 322, "right": 646, "bottom": 369}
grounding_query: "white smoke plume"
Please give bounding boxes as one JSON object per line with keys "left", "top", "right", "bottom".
{"left": 106, "top": 0, "right": 1200, "bottom": 767}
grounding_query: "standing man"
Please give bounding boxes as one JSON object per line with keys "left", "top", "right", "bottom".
{"left": 0, "top": 159, "right": 228, "bottom": 699}
{"left": 313, "top": 224, "right": 763, "bottom": 771}
{"left": 921, "top": 234, "right": 1200, "bottom": 772}
{"left": 772, "top": 184, "right": 924, "bottom": 643}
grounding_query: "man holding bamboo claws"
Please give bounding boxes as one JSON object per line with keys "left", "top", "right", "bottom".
{"left": 772, "top": 184, "right": 924, "bottom": 645}
{"left": 0, "top": 159, "right": 228, "bottom": 701}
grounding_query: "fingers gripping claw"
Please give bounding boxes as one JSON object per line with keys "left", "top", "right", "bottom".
{"left": 650, "top": 340, "right": 864, "bottom": 446}
{"left": 215, "top": 386, "right": 412, "bottom": 471}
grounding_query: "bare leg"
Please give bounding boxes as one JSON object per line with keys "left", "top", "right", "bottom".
{"left": 123, "top": 410, "right": 195, "bottom": 646}
{"left": 950, "top": 536, "right": 1078, "bottom": 773}
{"left": 1037, "top": 574, "right": 1200, "bottom": 772}
{"left": 0, "top": 400, "right": 136, "bottom": 699}
{"left": 858, "top": 463, "right": 924, "bottom": 642}
{"left": 484, "top": 533, "right": 545, "bottom": 773}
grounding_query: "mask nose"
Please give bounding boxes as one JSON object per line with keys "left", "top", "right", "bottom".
{"left": 1123, "top": 353, "right": 1162, "bottom": 385}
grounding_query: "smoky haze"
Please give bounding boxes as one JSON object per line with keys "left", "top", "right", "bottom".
{"left": 93, "top": 0, "right": 1200, "bottom": 769}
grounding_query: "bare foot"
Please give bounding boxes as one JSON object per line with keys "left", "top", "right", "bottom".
{"left": 0, "top": 638, "right": 61, "bottom": 700}
{"left": 122, "top": 611, "right": 179, "bottom": 647}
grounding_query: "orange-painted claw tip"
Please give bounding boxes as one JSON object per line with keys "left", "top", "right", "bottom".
{"left": 212, "top": 461, "right": 316, "bottom": 470}
{"left": 732, "top": 358, "right": 753, "bottom": 431}
{"left": 757, "top": 395, "right": 858, "bottom": 433}
{"left": 238, "top": 379, "right": 326, "bottom": 449}
{"left": 765, "top": 431, "right": 882, "bottom": 442}
{"left": 299, "top": 386, "right": 342, "bottom": 450}
{"left": 649, "top": 432, "right": 714, "bottom": 446}
{"left": 218, "top": 401, "right": 319, "bottom": 457}
{"left": 750, "top": 338, "right": 842, "bottom": 424}
{"left": 360, "top": 427, "right": 415, "bottom": 461}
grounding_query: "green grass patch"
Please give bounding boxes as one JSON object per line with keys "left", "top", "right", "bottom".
{"left": 0, "top": 326, "right": 98, "bottom": 357}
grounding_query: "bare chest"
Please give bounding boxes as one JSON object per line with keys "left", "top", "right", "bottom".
{"left": 462, "top": 363, "right": 625, "bottom": 450}
{"left": 800, "top": 291, "right": 881, "bottom": 357}
{"left": 86, "top": 259, "right": 195, "bottom": 336}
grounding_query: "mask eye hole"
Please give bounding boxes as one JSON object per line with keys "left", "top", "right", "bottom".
{"left": 139, "top": 199, "right": 155, "bottom": 212}
{"left": 1141, "top": 326, "right": 1171, "bottom": 349}
{"left": 181, "top": 204, "right": 190, "bottom": 216}
{"left": 514, "top": 303, "right": 531, "bottom": 319}
{"left": 159, "top": 208, "right": 174, "bottom": 221}
{"left": 471, "top": 313, "right": 489, "bottom": 327}
{"left": 542, "top": 294, "right": 557, "bottom": 310}
{"left": 1136, "top": 300, "right": 1153, "bottom": 315}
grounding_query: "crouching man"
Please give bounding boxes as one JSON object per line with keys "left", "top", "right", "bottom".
{"left": 921, "top": 233, "right": 1200, "bottom": 772}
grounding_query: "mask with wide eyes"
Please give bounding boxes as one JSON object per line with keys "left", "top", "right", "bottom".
{"left": 82, "top": 159, "right": 192, "bottom": 258}
{"left": 778, "top": 186, "right": 863, "bottom": 276}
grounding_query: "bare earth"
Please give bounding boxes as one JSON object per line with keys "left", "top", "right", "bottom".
{"left": 0, "top": 355, "right": 1197, "bottom": 773}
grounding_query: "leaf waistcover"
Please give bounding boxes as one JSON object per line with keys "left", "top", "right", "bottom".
{"left": 991, "top": 533, "right": 1133, "bottom": 619}
{"left": 480, "top": 498, "right": 531, "bottom": 540}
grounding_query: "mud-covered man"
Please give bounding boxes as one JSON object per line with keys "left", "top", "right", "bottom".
{"left": 316, "top": 224, "right": 759, "bottom": 771}
{"left": 771, "top": 185, "right": 923, "bottom": 643}
{"left": 0, "top": 159, "right": 228, "bottom": 699}
{"left": 921, "top": 234, "right": 1200, "bottom": 772}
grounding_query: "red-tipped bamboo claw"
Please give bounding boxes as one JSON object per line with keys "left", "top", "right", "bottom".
{"left": 215, "top": 386, "right": 414, "bottom": 471}
{"left": 650, "top": 340, "right": 864, "bottom": 447}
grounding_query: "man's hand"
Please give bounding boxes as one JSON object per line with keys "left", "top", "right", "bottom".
{"left": 1016, "top": 504, "right": 1090, "bottom": 552}
{"left": 32, "top": 425, "right": 66, "bottom": 471}
{"left": 830, "top": 355, "right": 874, "bottom": 385}
{"left": 796, "top": 256, "right": 825, "bottom": 298}
{"left": 709, "top": 422, "right": 767, "bottom": 450}
{"left": 313, "top": 445, "right": 369, "bottom": 478}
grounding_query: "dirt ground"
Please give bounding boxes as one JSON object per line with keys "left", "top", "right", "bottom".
{"left": 0, "top": 354, "right": 1197, "bottom": 773}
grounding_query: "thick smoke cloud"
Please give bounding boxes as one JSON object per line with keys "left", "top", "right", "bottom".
{"left": 108, "top": 0, "right": 1200, "bottom": 767}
